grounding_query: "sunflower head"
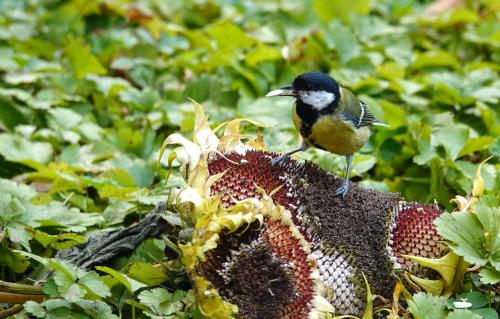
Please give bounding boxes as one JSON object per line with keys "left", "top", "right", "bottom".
{"left": 162, "top": 102, "right": 446, "bottom": 318}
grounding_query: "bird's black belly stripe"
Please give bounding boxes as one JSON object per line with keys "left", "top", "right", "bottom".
{"left": 296, "top": 101, "right": 318, "bottom": 137}
{"left": 296, "top": 100, "right": 336, "bottom": 138}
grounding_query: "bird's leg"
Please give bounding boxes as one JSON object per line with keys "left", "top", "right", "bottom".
{"left": 334, "top": 154, "right": 353, "bottom": 198}
{"left": 271, "top": 142, "right": 308, "bottom": 167}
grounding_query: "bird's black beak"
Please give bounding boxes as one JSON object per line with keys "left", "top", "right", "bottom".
{"left": 265, "top": 84, "right": 297, "bottom": 97}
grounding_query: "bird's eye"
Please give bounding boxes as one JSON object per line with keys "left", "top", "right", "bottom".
{"left": 306, "top": 84, "right": 313, "bottom": 90}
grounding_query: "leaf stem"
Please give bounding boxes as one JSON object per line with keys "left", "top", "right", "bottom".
{"left": 0, "top": 304, "right": 23, "bottom": 318}
{"left": 0, "top": 291, "right": 44, "bottom": 304}
{"left": 0, "top": 280, "right": 44, "bottom": 295}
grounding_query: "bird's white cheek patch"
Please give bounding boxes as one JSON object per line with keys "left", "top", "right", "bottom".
{"left": 299, "top": 91, "right": 335, "bottom": 110}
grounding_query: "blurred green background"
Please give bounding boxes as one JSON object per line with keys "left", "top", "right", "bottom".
{"left": 0, "top": 0, "right": 499, "bottom": 317}
{"left": 0, "top": 0, "right": 498, "bottom": 212}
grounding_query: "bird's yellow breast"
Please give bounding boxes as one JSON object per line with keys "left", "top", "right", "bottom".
{"left": 292, "top": 106, "right": 371, "bottom": 155}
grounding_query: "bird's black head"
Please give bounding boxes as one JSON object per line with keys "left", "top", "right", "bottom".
{"left": 292, "top": 72, "right": 339, "bottom": 94}
{"left": 266, "top": 72, "right": 340, "bottom": 111}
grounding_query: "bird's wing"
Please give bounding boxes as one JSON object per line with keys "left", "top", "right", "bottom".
{"left": 357, "top": 101, "right": 377, "bottom": 127}
{"left": 339, "top": 101, "right": 378, "bottom": 128}
{"left": 338, "top": 87, "right": 388, "bottom": 128}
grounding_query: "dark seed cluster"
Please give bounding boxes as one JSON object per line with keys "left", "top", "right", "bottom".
{"left": 200, "top": 219, "right": 313, "bottom": 319}
{"left": 226, "top": 240, "right": 295, "bottom": 319}
{"left": 260, "top": 219, "right": 314, "bottom": 319}
{"left": 291, "top": 162, "right": 402, "bottom": 297}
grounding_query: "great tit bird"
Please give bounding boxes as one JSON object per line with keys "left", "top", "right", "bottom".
{"left": 266, "top": 71, "right": 387, "bottom": 197}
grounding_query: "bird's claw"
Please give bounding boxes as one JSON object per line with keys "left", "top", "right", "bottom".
{"left": 270, "top": 155, "right": 286, "bottom": 167}
{"left": 334, "top": 180, "right": 349, "bottom": 198}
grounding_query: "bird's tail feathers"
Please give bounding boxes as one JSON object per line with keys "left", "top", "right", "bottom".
{"left": 372, "top": 121, "right": 389, "bottom": 127}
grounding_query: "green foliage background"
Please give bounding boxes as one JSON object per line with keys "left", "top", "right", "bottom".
{"left": 0, "top": 0, "right": 498, "bottom": 318}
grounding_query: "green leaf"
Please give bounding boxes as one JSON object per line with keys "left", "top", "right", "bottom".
{"left": 49, "top": 259, "right": 77, "bottom": 297}
{"left": 77, "top": 122, "right": 103, "bottom": 141}
{"left": 79, "top": 271, "right": 111, "bottom": 298}
{"left": 34, "top": 201, "right": 104, "bottom": 232}
{"left": 0, "top": 178, "right": 37, "bottom": 199}
{"left": 435, "top": 212, "right": 488, "bottom": 266}
{"left": 103, "top": 200, "right": 135, "bottom": 226}
{"left": 435, "top": 125, "right": 469, "bottom": 160}
{"left": 15, "top": 250, "right": 50, "bottom": 267}
{"left": 0, "top": 245, "right": 30, "bottom": 273}
{"left": 0, "top": 133, "right": 53, "bottom": 164}
{"left": 413, "top": 124, "right": 437, "bottom": 165}
{"left": 464, "top": 19, "right": 500, "bottom": 47}
{"left": 325, "top": 21, "right": 360, "bottom": 64}
{"left": 39, "top": 299, "right": 74, "bottom": 317}
{"left": 447, "top": 310, "right": 482, "bottom": 319}
{"left": 361, "top": 273, "right": 373, "bottom": 319}
{"left": 78, "top": 300, "right": 119, "bottom": 319}
{"left": 108, "top": 156, "right": 154, "bottom": 187}
{"left": 358, "top": 179, "right": 390, "bottom": 193}
{"left": 51, "top": 233, "right": 86, "bottom": 250}
{"left": 237, "top": 97, "right": 292, "bottom": 127}
{"left": 407, "top": 292, "right": 448, "bottom": 319}
{"left": 313, "top": 0, "right": 370, "bottom": 23}
{"left": 472, "top": 308, "right": 499, "bottom": 319}
{"left": 138, "top": 288, "right": 173, "bottom": 308}
{"left": 1, "top": 1, "right": 499, "bottom": 316}
{"left": 479, "top": 268, "right": 500, "bottom": 284}
{"left": 6, "top": 224, "right": 32, "bottom": 250}
{"left": 376, "top": 62, "right": 405, "bottom": 80}
{"left": 65, "top": 37, "right": 106, "bottom": 79}
{"left": 0, "top": 47, "right": 19, "bottom": 71}
{"left": 47, "top": 108, "right": 83, "bottom": 130}
{"left": 0, "top": 193, "right": 33, "bottom": 250}
{"left": 138, "top": 288, "right": 187, "bottom": 316}
{"left": 471, "top": 82, "right": 500, "bottom": 104}
{"left": 431, "top": 8, "right": 479, "bottom": 28}
{"left": 352, "top": 154, "right": 376, "bottom": 175}
{"left": 128, "top": 239, "right": 166, "bottom": 263}
{"left": 43, "top": 277, "right": 60, "bottom": 297}
{"left": 473, "top": 203, "right": 500, "bottom": 270}
{"left": 450, "top": 291, "right": 489, "bottom": 309}
{"left": 127, "top": 262, "right": 168, "bottom": 286}
{"left": 404, "top": 252, "right": 459, "bottom": 286}
{"left": 378, "top": 100, "right": 406, "bottom": 128}
{"left": 62, "top": 283, "right": 86, "bottom": 302}
{"left": 87, "top": 75, "right": 131, "bottom": 97}
{"left": 458, "top": 136, "right": 495, "bottom": 158}
{"left": 95, "top": 266, "right": 147, "bottom": 292}
{"left": 119, "top": 88, "right": 159, "bottom": 112}
{"left": 0, "top": 96, "right": 28, "bottom": 131}
{"left": 244, "top": 44, "right": 280, "bottom": 66}
{"left": 414, "top": 51, "right": 460, "bottom": 70}
{"left": 409, "top": 275, "right": 444, "bottom": 295}
{"left": 24, "top": 301, "right": 47, "bottom": 318}
{"left": 206, "top": 21, "right": 255, "bottom": 49}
